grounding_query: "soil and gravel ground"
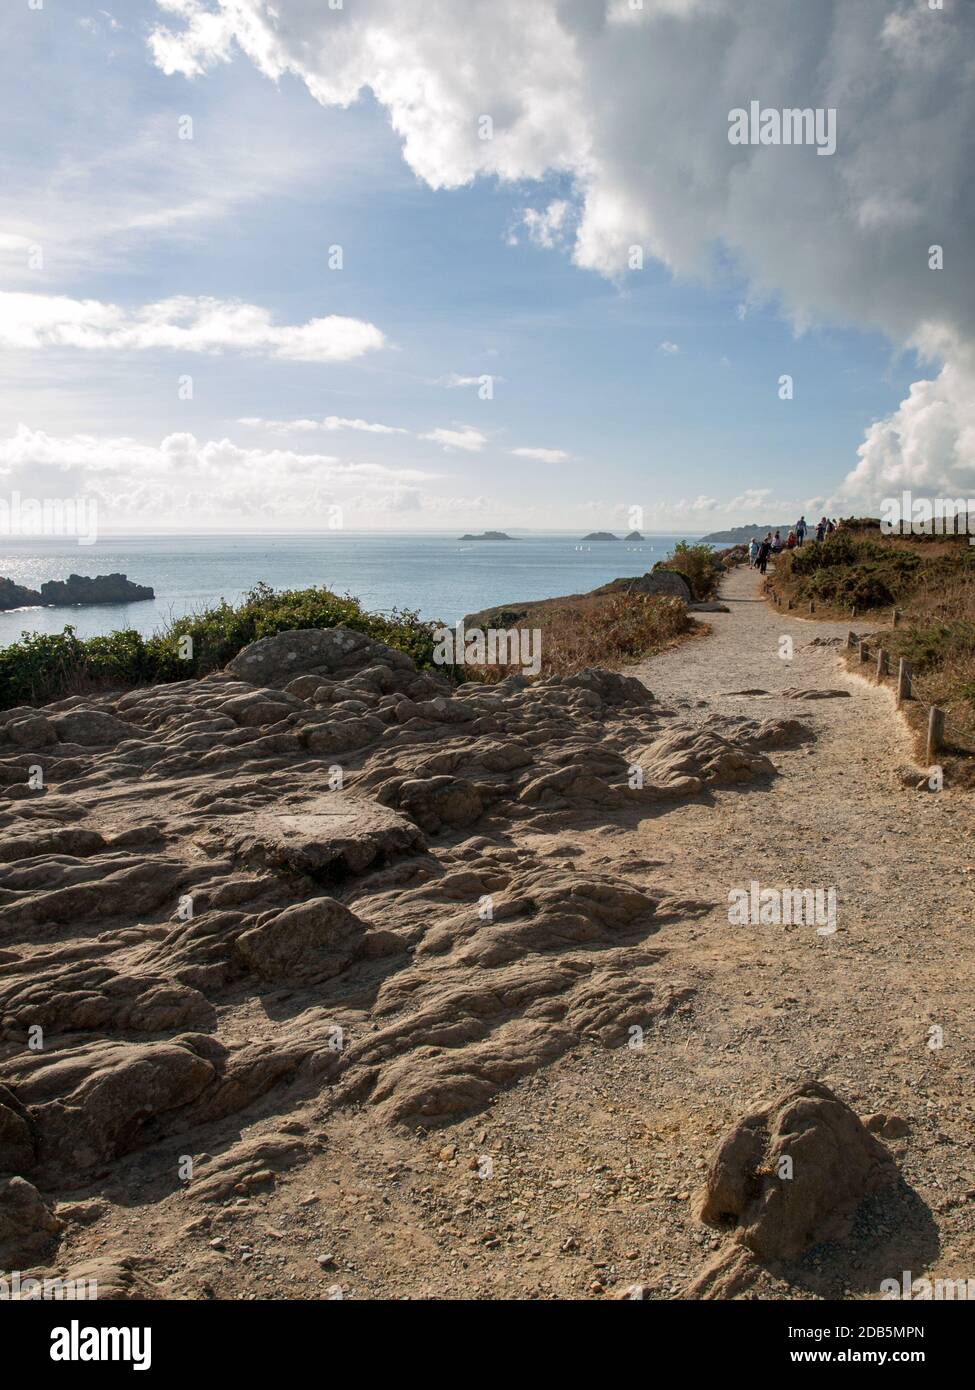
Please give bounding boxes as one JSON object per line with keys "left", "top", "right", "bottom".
{"left": 8, "top": 563, "right": 974, "bottom": 1301}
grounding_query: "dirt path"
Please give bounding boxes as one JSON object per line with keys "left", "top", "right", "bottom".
{"left": 366, "top": 563, "right": 975, "bottom": 1300}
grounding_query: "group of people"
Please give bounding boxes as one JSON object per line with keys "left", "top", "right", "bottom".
{"left": 747, "top": 515, "right": 842, "bottom": 572}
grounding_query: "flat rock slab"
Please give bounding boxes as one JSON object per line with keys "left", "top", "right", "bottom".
{"left": 217, "top": 796, "right": 425, "bottom": 877}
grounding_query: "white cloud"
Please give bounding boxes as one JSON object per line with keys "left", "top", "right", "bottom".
{"left": 840, "top": 344, "right": 975, "bottom": 505}
{"left": 510, "top": 447, "right": 571, "bottom": 463}
{"left": 238, "top": 415, "right": 408, "bottom": 434}
{"left": 148, "top": 0, "right": 975, "bottom": 494}
{"left": 0, "top": 292, "right": 385, "bottom": 363}
{"left": 512, "top": 199, "right": 571, "bottom": 250}
{"left": 657, "top": 341, "right": 680, "bottom": 355}
{"left": 0, "top": 424, "right": 439, "bottom": 527}
{"left": 420, "top": 426, "right": 487, "bottom": 452}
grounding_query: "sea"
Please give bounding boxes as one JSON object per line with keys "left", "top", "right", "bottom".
{"left": 0, "top": 532, "right": 703, "bottom": 646}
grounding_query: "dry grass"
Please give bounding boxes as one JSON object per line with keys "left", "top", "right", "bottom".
{"left": 462, "top": 592, "right": 699, "bottom": 682}
{"left": 761, "top": 523, "right": 975, "bottom": 760}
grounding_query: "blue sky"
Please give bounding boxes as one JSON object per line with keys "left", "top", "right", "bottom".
{"left": 0, "top": 0, "right": 969, "bottom": 533}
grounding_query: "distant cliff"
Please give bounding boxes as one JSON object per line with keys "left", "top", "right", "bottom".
{"left": 699, "top": 523, "right": 794, "bottom": 544}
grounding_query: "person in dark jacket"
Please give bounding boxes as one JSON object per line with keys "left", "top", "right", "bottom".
{"left": 757, "top": 535, "right": 772, "bottom": 574}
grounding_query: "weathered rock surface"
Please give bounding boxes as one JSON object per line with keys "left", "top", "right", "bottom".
{"left": 596, "top": 570, "right": 693, "bottom": 603}
{"left": 696, "top": 1081, "right": 898, "bottom": 1260}
{"left": 0, "top": 1174, "right": 62, "bottom": 1263}
{"left": 0, "top": 622, "right": 798, "bottom": 1284}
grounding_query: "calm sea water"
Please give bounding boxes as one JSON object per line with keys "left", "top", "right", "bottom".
{"left": 0, "top": 532, "right": 701, "bottom": 645}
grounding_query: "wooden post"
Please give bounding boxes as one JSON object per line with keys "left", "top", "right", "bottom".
{"left": 892, "top": 607, "right": 900, "bottom": 628}
{"left": 851, "top": 605, "right": 857, "bottom": 620}
{"left": 896, "top": 658, "right": 912, "bottom": 707}
{"left": 927, "top": 706, "right": 945, "bottom": 764}
{"left": 858, "top": 641, "right": 870, "bottom": 664}
{"left": 875, "top": 648, "right": 888, "bottom": 681}
{"left": 809, "top": 599, "right": 816, "bottom": 614}
{"left": 846, "top": 631, "right": 857, "bottom": 650}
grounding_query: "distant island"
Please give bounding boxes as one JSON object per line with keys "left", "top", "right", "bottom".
{"left": 0, "top": 572, "right": 155, "bottom": 612}
{"left": 624, "top": 531, "right": 643, "bottom": 541}
{"left": 580, "top": 531, "right": 620, "bottom": 541}
{"left": 458, "top": 531, "right": 515, "bottom": 541}
{"left": 699, "top": 523, "right": 795, "bottom": 544}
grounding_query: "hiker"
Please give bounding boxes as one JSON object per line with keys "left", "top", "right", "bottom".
{"left": 771, "top": 530, "right": 783, "bottom": 554}
{"left": 748, "top": 537, "right": 759, "bottom": 567}
{"left": 786, "top": 529, "right": 796, "bottom": 549}
{"left": 757, "top": 535, "right": 772, "bottom": 575}
{"left": 816, "top": 517, "right": 826, "bottom": 542}
{"left": 795, "top": 515, "right": 807, "bottom": 547}
{"left": 825, "top": 517, "right": 835, "bottom": 535}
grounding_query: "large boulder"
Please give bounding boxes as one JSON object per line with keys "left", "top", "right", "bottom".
{"left": 50, "top": 709, "right": 133, "bottom": 746}
{"left": 696, "top": 1081, "right": 898, "bottom": 1259}
{"left": 226, "top": 628, "right": 414, "bottom": 689}
{"left": 596, "top": 570, "right": 693, "bottom": 602}
{"left": 217, "top": 796, "right": 425, "bottom": 877}
{"left": 0, "top": 1176, "right": 63, "bottom": 1265}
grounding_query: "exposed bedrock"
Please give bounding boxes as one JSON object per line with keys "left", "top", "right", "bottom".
{"left": 0, "top": 625, "right": 809, "bottom": 1252}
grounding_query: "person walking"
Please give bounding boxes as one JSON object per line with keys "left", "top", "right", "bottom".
{"left": 786, "top": 529, "right": 796, "bottom": 549}
{"left": 816, "top": 517, "right": 826, "bottom": 542}
{"left": 757, "top": 534, "right": 772, "bottom": 575}
{"left": 748, "top": 536, "right": 759, "bottom": 567}
{"left": 795, "top": 515, "right": 807, "bottom": 547}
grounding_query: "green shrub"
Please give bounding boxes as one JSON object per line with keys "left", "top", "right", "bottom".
{"left": 0, "top": 583, "right": 441, "bottom": 712}
{"left": 654, "top": 541, "right": 722, "bottom": 599}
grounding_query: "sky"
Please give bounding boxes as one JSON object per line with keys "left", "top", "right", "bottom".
{"left": 0, "top": 0, "right": 972, "bottom": 534}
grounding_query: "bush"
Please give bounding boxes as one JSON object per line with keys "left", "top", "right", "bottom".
{"left": 0, "top": 583, "right": 441, "bottom": 712}
{"left": 653, "top": 541, "right": 723, "bottom": 600}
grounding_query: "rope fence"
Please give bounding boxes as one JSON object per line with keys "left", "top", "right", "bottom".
{"left": 761, "top": 570, "right": 971, "bottom": 766}
{"left": 848, "top": 629, "right": 967, "bottom": 765}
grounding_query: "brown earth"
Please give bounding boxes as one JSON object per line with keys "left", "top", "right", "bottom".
{"left": 0, "top": 565, "right": 972, "bottom": 1301}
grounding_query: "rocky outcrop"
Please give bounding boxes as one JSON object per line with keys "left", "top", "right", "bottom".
{"left": 596, "top": 571, "right": 692, "bottom": 602}
{"left": 0, "top": 578, "right": 42, "bottom": 611}
{"left": 0, "top": 621, "right": 798, "bottom": 1280}
{"left": 39, "top": 573, "right": 154, "bottom": 605}
{"left": 695, "top": 1081, "right": 898, "bottom": 1262}
{"left": 0, "top": 1174, "right": 62, "bottom": 1264}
